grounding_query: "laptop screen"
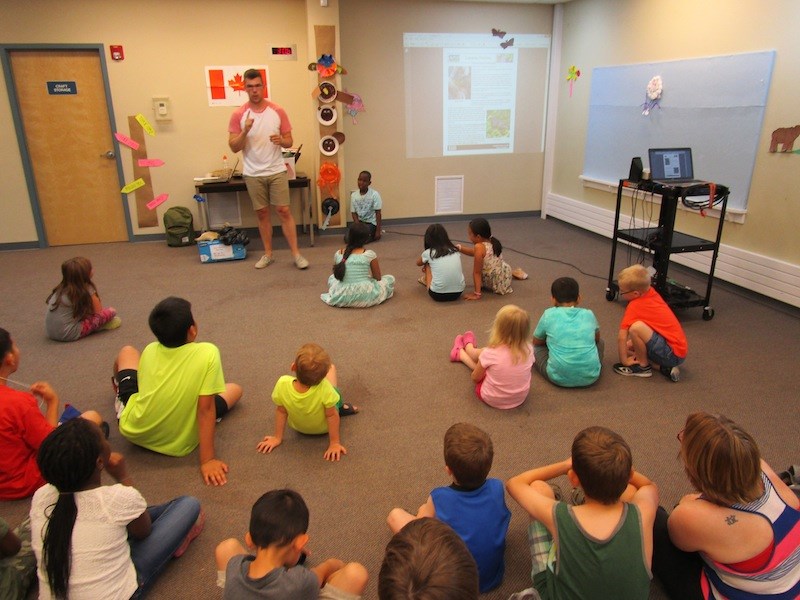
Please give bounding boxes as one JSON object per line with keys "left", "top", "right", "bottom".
{"left": 649, "top": 148, "right": 694, "bottom": 181}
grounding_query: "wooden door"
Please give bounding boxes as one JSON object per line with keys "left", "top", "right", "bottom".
{"left": 10, "top": 49, "right": 128, "bottom": 245}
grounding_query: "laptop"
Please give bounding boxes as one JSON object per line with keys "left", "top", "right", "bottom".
{"left": 648, "top": 148, "right": 704, "bottom": 186}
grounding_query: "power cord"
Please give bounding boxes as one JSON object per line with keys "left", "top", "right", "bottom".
{"left": 382, "top": 228, "right": 607, "bottom": 281}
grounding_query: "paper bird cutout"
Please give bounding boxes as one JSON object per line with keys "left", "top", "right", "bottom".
{"left": 500, "top": 38, "right": 515, "bottom": 49}
{"left": 491, "top": 28, "right": 506, "bottom": 38}
{"left": 307, "top": 54, "right": 347, "bottom": 78}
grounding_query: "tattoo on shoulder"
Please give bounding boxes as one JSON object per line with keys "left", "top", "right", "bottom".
{"left": 725, "top": 514, "right": 738, "bottom": 526}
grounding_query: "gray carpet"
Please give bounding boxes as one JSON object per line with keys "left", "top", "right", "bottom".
{"left": 1, "top": 216, "right": 798, "bottom": 599}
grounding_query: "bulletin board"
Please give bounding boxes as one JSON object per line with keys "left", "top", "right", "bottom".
{"left": 582, "top": 51, "right": 775, "bottom": 211}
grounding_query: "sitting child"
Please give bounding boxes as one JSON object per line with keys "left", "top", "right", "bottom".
{"left": 417, "top": 223, "right": 465, "bottom": 302}
{"left": 506, "top": 426, "right": 659, "bottom": 599}
{"left": 457, "top": 218, "right": 526, "bottom": 300}
{"left": 613, "top": 264, "right": 687, "bottom": 381}
{"left": 451, "top": 305, "right": 534, "bottom": 409}
{"left": 45, "top": 256, "right": 120, "bottom": 341}
{"left": 533, "top": 277, "right": 603, "bottom": 387}
{"left": 257, "top": 343, "right": 358, "bottom": 462}
{"left": 386, "top": 423, "right": 511, "bottom": 593}
{"left": 215, "top": 488, "right": 368, "bottom": 599}
{"left": 378, "top": 517, "right": 479, "bottom": 600}
{"left": 0, "top": 516, "right": 36, "bottom": 599}
{"left": 350, "top": 170, "right": 382, "bottom": 242}
{"left": 30, "top": 418, "right": 204, "bottom": 599}
{"left": 0, "top": 327, "right": 103, "bottom": 500}
{"left": 114, "top": 297, "right": 243, "bottom": 486}
{"left": 321, "top": 222, "right": 395, "bottom": 308}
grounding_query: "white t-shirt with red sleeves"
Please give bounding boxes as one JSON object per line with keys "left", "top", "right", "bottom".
{"left": 478, "top": 344, "right": 534, "bottom": 409}
{"left": 228, "top": 101, "right": 291, "bottom": 177}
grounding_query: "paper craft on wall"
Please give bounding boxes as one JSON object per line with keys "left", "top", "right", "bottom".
{"left": 567, "top": 65, "right": 580, "bottom": 98}
{"left": 205, "top": 66, "right": 269, "bottom": 107}
{"left": 768, "top": 125, "right": 800, "bottom": 153}
{"left": 135, "top": 113, "right": 155, "bottom": 136}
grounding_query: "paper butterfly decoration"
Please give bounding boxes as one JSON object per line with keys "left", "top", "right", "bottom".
{"left": 500, "top": 38, "right": 515, "bottom": 49}
{"left": 491, "top": 28, "right": 507, "bottom": 38}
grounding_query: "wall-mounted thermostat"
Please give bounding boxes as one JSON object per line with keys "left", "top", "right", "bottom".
{"left": 152, "top": 97, "right": 171, "bottom": 121}
{"left": 269, "top": 45, "right": 297, "bottom": 61}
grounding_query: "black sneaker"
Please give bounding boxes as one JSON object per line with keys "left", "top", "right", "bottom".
{"left": 659, "top": 365, "right": 680, "bottom": 382}
{"left": 613, "top": 363, "right": 653, "bottom": 377}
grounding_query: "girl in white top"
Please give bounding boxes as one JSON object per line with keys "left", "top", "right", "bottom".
{"left": 30, "top": 418, "right": 203, "bottom": 599}
{"left": 450, "top": 305, "right": 534, "bottom": 409}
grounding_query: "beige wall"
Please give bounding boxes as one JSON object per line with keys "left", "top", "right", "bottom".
{"left": 0, "top": 0, "right": 317, "bottom": 243}
{"left": 554, "top": 0, "right": 800, "bottom": 264}
{"left": 0, "top": 0, "right": 551, "bottom": 246}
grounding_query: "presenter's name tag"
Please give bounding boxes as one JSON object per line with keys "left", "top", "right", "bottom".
{"left": 47, "top": 81, "right": 78, "bottom": 95}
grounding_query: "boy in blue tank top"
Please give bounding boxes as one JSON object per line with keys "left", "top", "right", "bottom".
{"left": 506, "top": 426, "right": 659, "bottom": 600}
{"left": 386, "top": 423, "right": 511, "bottom": 593}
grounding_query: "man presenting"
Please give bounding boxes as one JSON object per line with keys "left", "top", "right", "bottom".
{"left": 228, "top": 69, "right": 309, "bottom": 270}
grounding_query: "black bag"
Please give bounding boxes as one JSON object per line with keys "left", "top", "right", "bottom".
{"left": 778, "top": 465, "right": 800, "bottom": 499}
{"left": 163, "top": 207, "right": 196, "bottom": 247}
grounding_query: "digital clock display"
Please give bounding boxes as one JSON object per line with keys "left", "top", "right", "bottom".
{"left": 269, "top": 45, "right": 297, "bottom": 60}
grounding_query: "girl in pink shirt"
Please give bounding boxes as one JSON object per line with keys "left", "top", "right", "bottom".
{"left": 450, "top": 305, "right": 534, "bottom": 409}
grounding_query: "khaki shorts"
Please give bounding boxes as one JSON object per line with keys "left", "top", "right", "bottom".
{"left": 244, "top": 172, "right": 290, "bottom": 210}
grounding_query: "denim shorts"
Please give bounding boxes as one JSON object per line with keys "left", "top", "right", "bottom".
{"left": 646, "top": 331, "right": 684, "bottom": 368}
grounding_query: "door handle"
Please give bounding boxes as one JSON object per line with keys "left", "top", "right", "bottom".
{"left": 101, "top": 150, "right": 116, "bottom": 159}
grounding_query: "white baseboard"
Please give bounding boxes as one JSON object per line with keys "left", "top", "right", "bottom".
{"left": 544, "top": 193, "right": 800, "bottom": 309}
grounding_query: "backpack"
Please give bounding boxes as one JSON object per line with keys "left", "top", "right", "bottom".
{"left": 163, "top": 207, "right": 196, "bottom": 247}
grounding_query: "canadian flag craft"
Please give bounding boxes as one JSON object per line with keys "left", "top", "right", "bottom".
{"left": 205, "top": 66, "right": 268, "bottom": 107}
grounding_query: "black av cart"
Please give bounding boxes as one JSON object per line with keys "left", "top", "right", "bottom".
{"left": 606, "top": 179, "right": 729, "bottom": 321}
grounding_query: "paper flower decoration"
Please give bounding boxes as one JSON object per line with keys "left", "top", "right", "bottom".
{"left": 317, "top": 162, "right": 341, "bottom": 196}
{"left": 641, "top": 76, "right": 663, "bottom": 116}
{"left": 566, "top": 65, "right": 581, "bottom": 98}
{"left": 307, "top": 54, "right": 347, "bottom": 78}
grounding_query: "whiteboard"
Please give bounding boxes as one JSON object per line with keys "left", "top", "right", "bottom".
{"left": 583, "top": 51, "right": 775, "bottom": 210}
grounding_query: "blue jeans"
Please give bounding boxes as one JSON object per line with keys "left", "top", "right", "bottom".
{"left": 129, "top": 496, "right": 201, "bottom": 598}
{"left": 645, "top": 331, "right": 684, "bottom": 368}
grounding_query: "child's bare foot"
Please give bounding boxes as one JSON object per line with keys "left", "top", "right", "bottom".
{"left": 512, "top": 268, "right": 528, "bottom": 280}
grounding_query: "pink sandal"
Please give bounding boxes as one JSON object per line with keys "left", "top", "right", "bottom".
{"left": 450, "top": 334, "right": 464, "bottom": 362}
{"left": 462, "top": 331, "right": 476, "bottom": 348}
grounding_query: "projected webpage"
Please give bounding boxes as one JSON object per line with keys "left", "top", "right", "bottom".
{"left": 404, "top": 32, "right": 550, "bottom": 159}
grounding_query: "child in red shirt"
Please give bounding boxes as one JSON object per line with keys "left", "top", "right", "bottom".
{"left": 613, "top": 265, "right": 687, "bottom": 382}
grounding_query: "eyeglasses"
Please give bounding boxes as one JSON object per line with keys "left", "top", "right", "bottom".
{"left": 245, "top": 84, "right": 263, "bottom": 89}
{"left": 619, "top": 289, "right": 636, "bottom": 296}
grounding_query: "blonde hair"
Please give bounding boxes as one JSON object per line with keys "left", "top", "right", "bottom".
{"left": 487, "top": 304, "right": 531, "bottom": 364}
{"left": 294, "top": 343, "right": 331, "bottom": 386}
{"left": 617, "top": 264, "right": 651, "bottom": 293}
{"left": 680, "top": 412, "right": 762, "bottom": 506}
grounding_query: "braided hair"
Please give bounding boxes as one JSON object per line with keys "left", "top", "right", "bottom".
{"left": 468, "top": 218, "right": 503, "bottom": 257}
{"left": 37, "top": 418, "right": 103, "bottom": 599}
{"left": 333, "top": 222, "right": 371, "bottom": 281}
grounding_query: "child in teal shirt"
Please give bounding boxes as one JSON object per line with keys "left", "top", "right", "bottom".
{"left": 532, "top": 277, "right": 603, "bottom": 387}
